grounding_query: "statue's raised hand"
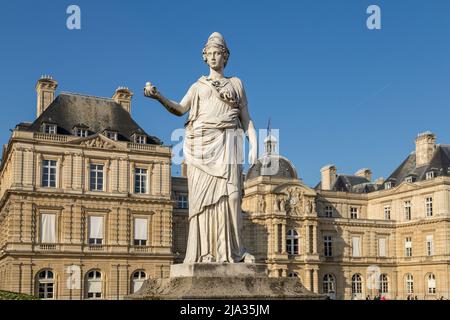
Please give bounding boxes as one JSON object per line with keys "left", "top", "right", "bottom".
{"left": 144, "top": 82, "right": 159, "bottom": 99}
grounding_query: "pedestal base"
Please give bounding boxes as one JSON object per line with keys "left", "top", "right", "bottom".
{"left": 127, "top": 263, "right": 325, "bottom": 300}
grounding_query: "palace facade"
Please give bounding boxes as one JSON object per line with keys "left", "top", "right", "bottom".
{"left": 0, "top": 77, "right": 173, "bottom": 299}
{"left": 0, "top": 77, "right": 449, "bottom": 300}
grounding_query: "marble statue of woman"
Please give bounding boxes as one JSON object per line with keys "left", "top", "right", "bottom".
{"left": 144, "top": 32, "right": 257, "bottom": 264}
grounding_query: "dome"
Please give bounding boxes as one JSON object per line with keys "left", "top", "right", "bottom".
{"left": 246, "top": 154, "right": 298, "bottom": 180}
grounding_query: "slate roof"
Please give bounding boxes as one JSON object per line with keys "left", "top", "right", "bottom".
{"left": 315, "top": 175, "right": 381, "bottom": 193}
{"left": 246, "top": 154, "right": 298, "bottom": 180}
{"left": 20, "top": 93, "right": 162, "bottom": 145}
{"left": 382, "top": 145, "right": 450, "bottom": 188}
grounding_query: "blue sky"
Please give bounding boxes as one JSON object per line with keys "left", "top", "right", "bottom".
{"left": 0, "top": 0, "right": 449, "bottom": 186}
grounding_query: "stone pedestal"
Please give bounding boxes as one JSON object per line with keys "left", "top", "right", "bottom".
{"left": 127, "top": 263, "right": 325, "bottom": 300}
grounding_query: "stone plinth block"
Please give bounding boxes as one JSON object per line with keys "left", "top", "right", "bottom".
{"left": 127, "top": 263, "right": 325, "bottom": 300}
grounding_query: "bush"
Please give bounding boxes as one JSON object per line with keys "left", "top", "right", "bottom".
{"left": 0, "top": 290, "right": 39, "bottom": 300}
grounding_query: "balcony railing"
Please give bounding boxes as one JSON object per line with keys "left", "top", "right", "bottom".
{"left": 127, "top": 143, "right": 156, "bottom": 152}
{"left": 39, "top": 244, "right": 57, "bottom": 251}
{"left": 34, "top": 133, "right": 69, "bottom": 142}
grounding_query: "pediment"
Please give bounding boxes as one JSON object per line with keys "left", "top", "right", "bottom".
{"left": 273, "top": 182, "right": 316, "bottom": 197}
{"left": 66, "top": 134, "right": 127, "bottom": 150}
{"left": 272, "top": 183, "right": 317, "bottom": 216}
{"left": 391, "top": 182, "right": 420, "bottom": 193}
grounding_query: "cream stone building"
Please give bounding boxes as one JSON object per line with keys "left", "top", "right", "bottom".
{"left": 0, "top": 76, "right": 173, "bottom": 299}
{"left": 1, "top": 77, "right": 449, "bottom": 300}
{"left": 173, "top": 131, "right": 450, "bottom": 300}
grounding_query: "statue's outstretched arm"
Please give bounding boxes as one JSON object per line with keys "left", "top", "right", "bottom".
{"left": 144, "top": 82, "right": 190, "bottom": 116}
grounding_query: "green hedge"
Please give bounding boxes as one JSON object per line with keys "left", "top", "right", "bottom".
{"left": 0, "top": 290, "right": 39, "bottom": 300}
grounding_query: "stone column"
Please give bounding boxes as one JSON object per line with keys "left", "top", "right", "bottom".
{"left": 281, "top": 223, "right": 286, "bottom": 254}
{"left": 313, "top": 224, "right": 318, "bottom": 254}
{"left": 305, "top": 224, "right": 311, "bottom": 254}
{"left": 313, "top": 268, "right": 319, "bottom": 293}
{"left": 305, "top": 267, "right": 312, "bottom": 291}
{"left": 274, "top": 221, "right": 279, "bottom": 254}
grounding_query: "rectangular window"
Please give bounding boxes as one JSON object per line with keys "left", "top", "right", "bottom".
{"left": 352, "top": 236, "right": 361, "bottom": 257}
{"left": 134, "top": 218, "right": 148, "bottom": 246}
{"left": 405, "top": 176, "right": 414, "bottom": 183}
{"left": 378, "top": 238, "right": 387, "bottom": 257}
{"left": 384, "top": 181, "right": 392, "bottom": 189}
{"left": 426, "top": 197, "right": 433, "bottom": 217}
{"left": 135, "top": 135, "right": 146, "bottom": 144}
{"left": 384, "top": 206, "right": 391, "bottom": 220}
{"left": 43, "top": 124, "right": 57, "bottom": 134}
{"left": 324, "top": 206, "right": 333, "bottom": 218}
{"left": 90, "top": 164, "right": 104, "bottom": 191}
{"left": 404, "top": 201, "right": 411, "bottom": 221}
{"left": 405, "top": 237, "right": 412, "bottom": 257}
{"left": 324, "top": 236, "right": 332, "bottom": 257}
{"left": 40, "top": 214, "right": 56, "bottom": 244}
{"left": 89, "top": 216, "right": 103, "bottom": 245}
{"left": 426, "top": 235, "right": 434, "bottom": 256}
{"left": 350, "top": 207, "right": 358, "bottom": 219}
{"left": 134, "top": 168, "right": 147, "bottom": 194}
{"left": 177, "top": 194, "right": 188, "bottom": 209}
{"left": 106, "top": 131, "right": 118, "bottom": 141}
{"left": 42, "top": 160, "right": 57, "bottom": 188}
{"left": 76, "top": 128, "right": 88, "bottom": 137}
{"left": 426, "top": 171, "right": 435, "bottom": 180}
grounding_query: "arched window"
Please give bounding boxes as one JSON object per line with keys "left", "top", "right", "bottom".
{"left": 86, "top": 270, "right": 102, "bottom": 299}
{"left": 427, "top": 274, "right": 436, "bottom": 294}
{"left": 323, "top": 274, "right": 335, "bottom": 295}
{"left": 131, "top": 270, "right": 147, "bottom": 293}
{"left": 379, "top": 274, "right": 389, "bottom": 294}
{"left": 36, "top": 269, "right": 54, "bottom": 299}
{"left": 406, "top": 274, "right": 414, "bottom": 295}
{"left": 286, "top": 229, "right": 299, "bottom": 255}
{"left": 351, "top": 274, "right": 362, "bottom": 298}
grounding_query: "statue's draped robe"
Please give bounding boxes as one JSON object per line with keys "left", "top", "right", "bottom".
{"left": 182, "top": 76, "right": 248, "bottom": 263}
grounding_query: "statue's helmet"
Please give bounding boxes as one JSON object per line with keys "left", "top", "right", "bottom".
{"left": 202, "top": 32, "right": 230, "bottom": 67}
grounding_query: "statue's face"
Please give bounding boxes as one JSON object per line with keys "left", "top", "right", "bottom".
{"left": 205, "top": 45, "right": 225, "bottom": 70}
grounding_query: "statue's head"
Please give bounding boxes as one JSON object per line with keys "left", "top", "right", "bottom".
{"left": 202, "top": 32, "right": 230, "bottom": 69}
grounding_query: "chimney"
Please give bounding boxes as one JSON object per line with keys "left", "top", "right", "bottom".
{"left": 415, "top": 131, "right": 436, "bottom": 167}
{"left": 181, "top": 160, "right": 187, "bottom": 178}
{"left": 355, "top": 168, "right": 372, "bottom": 181}
{"left": 113, "top": 87, "right": 133, "bottom": 113}
{"left": 320, "top": 164, "right": 337, "bottom": 191}
{"left": 36, "top": 75, "right": 58, "bottom": 118}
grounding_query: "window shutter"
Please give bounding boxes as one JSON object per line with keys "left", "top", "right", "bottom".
{"left": 88, "top": 280, "right": 102, "bottom": 293}
{"left": 352, "top": 237, "right": 361, "bottom": 257}
{"left": 40, "top": 214, "right": 56, "bottom": 243}
{"left": 379, "top": 238, "right": 386, "bottom": 257}
{"left": 134, "top": 218, "right": 148, "bottom": 241}
{"left": 89, "top": 216, "right": 103, "bottom": 239}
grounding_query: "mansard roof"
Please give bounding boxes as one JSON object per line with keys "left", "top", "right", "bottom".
{"left": 382, "top": 145, "right": 450, "bottom": 188}
{"left": 315, "top": 175, "right": 381, "bottom": 193}
{"left": 22, "top": 93, "right": 162, "bottom": 145}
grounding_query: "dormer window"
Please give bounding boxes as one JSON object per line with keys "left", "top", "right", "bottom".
{"left": 426, "top": 171, "right": 435, "bottom": 180}
{"left": 76, "top": 128, "right": 88, "bottom": 137}
{"left": 384, "top": 181, "right": 393, "bottom": 189}
{"left": 43, "top": 124, "right": 57, "bottom": 134}
{"left": 105, "top": 131, "right": 118, "bottom": 141}
{"left": 73, "top": 124, "right": 89, "bottom": 138}
{"left": 135, "top": 134, "right": 146, "bottom": 144}
{"left": 405, "top": 176, "right": 416, "bottom": 183}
